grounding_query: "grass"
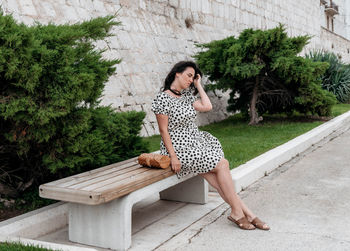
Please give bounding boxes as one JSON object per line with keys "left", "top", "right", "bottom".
{"left": 330, "top": 103, "right": 350, "bottom": 117}
{"left": 0, "top": 242, "right": 59, "bottom": 251}
{"left": 143, "top": 104, "right": 350, "bottom": 169}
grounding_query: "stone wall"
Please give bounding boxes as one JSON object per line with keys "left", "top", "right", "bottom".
{"left": 320, "top": 27, "right": 350, "bottom": 61}
{"left": 1, "top": 0, "right": 349, "bottom": 136}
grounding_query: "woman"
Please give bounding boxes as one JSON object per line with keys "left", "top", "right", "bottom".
{"left": 151, "top": 61, "right": 269, "bottom": 230}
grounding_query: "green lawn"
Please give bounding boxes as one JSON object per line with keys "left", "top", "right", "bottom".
{"left": 144, "top": 104, "right": 350, "bottom": 169}
{"left": 0, "top": 242, "right": 57, "bottom": 251}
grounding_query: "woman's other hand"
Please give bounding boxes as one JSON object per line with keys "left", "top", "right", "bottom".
{"left": 193, "top": 74, "right": 201, "bottom": 88}
{"left": 171, "top": 156, "right": 181, "bottom": 173}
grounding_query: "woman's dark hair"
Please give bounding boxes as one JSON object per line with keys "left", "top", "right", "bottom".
{"left": 163, "top": 61, "right": 202, "bottom": 95}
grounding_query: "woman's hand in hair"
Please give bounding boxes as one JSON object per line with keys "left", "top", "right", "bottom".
{"left": 193, "top": 74, "right": 212, "bottom": 112}
{"left": 193, "top": 74, "right": 202, "bottom": 88}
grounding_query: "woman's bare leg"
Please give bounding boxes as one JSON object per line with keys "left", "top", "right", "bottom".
{"left": 200, "top": 172, "right": 257, "bottom": 221}
{"left": 201, "top": 158, "right": 269, "bottom": 229}
{"left": 209, "top": 158, "right": 247, "bottom": 220}
{"left": 199, "top": 172, "right": 228, "bottom": 203}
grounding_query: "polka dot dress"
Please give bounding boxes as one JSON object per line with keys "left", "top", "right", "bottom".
{"left": 151, "top": 89, "right": 224, "bottom": 178}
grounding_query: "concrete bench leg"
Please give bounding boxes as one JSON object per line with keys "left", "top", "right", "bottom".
{"left": 160, "top": 175, "right": 208, "bottom": 204}
{"left": 69, "top": 196, "right": 132, "bottom": 251}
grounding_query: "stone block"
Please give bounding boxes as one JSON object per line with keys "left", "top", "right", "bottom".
{"left": 40, "top": 2, "right": 56, "bottom": 17}
{"left": 19, "top": 15, "right": 36, "bottom": 25}
{"left": 146, "top": 109, "right": 157, "bottom": 123}
{"left": 21, "top": 0, "right": 37, "bottom": 16}
{"left": 179, "top": 0, "right": 186, "bottom": 9}
{"left": 120, "top": 106, "right": 135, "bottom": 112}
{"left": 75, "top": 6, "right": 92, "bottom": 20}
{"left": 92, "top": 0, "right": 107, "bottom": 13}
{"left": 133, "top": 19, "right": 145, "bottom": 33}
{"left": 231, "top": 0, "right": 238, "bottom": 8}
{"left": 66, "top": 0, "right": 79, "bottom": 6}
{"left": 165, "top": 6, "right": 176, "bottom": 18}
{"left": 56, "top": 5, "right": 78, "bottom": 22}
{"left": 122, "top": 95, "right": 135, "bottom": 106}
{"left": 5, "top": 0, "right": 20, "bottom": 14}
{"left": 119, "top": 16, "right": 132, "bottom": 31}
{"left": 113, "top": 97, "right": 124, "bottom": 108}
{"left": 133, "top": 105, "right": 142, "bottom": 112}
{"left": 189, "top": 0, "right": 197, "bottom": 12}
{"left": 131, "top": 74, "right": 148, "bottom": 93}
{"left": 202, "top": 0, "right": 212, "bottom": 14}
{"left": 120, "top": 0, "right": 138, "bottom": 8}
{"left": 117, "top": 31, "right": 133, "bottom": 50}
{"left": 103, "top": 78, "right": 123, "bottom": 97}
{"left": 140, "top": 124, "right": 148, "bottom": 137}
{"left": 144, "top": 122, "right": 155, "bottom": 136}
{"left": 147, "top": 1, "right": 164, "bottom": 16}
{"left": 169, "top": 0, "right": 179, "bottom": 8}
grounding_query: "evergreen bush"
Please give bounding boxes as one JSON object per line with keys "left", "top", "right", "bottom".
{"left": 194, "top": 24, "right": 336, "bottom": 124}
{"left": 0, "top": 11, "right": 148, "bottom": 197}
{"left": 306, "top": 50, "right": 350, "bottom": 103}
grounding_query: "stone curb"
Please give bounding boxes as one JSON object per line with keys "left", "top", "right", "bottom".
{"left": 0, "top": 202, "right": 68, "bottom": 239}
{"left": 1, "top": 111, "right": 350, "bottom": 249}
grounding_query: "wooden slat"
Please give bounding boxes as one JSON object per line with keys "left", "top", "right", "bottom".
{"left": 57, "top": 162, "right": 140, "bottom": 189}
{"left": 81, "top": 167, "right": 151, "bottom": 191}
{"left": 67, "top": 164, "right": 141, "bottom": 189}
{"left": 39, "top": 185, "right": 103, "bottom": 205}
{"left": 47, "top": 157, "right": 138, "bottom": 187}
{"left": 101, "top": 168, "right": 174, "bottom": 203}
{"left": 94, "top": 167, "right": 171, "bottom": 193}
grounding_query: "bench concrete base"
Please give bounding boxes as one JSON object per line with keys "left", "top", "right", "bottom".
{"left": 69, "top": 175, "right": 207, "bottom": 251}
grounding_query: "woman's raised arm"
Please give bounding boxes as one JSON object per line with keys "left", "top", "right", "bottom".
{"left": 193, "top": 74, "right": 212, "bottom": 112}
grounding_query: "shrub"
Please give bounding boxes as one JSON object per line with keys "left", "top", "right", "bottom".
{"left": 0, "top": 11, "right": 148, "bottom": 197}
{"left": 194, "top": 24, "right": 336, "bottom": 124}
{"left": 305, "top": 50, "right": 350, "bottom": 103}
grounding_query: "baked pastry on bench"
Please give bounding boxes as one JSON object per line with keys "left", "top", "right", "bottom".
{"left": 138, "top": 153, "right": 171, "bottom": 169}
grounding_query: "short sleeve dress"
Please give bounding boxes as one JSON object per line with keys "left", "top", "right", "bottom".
{"left": 151, "top": 89, "right": 224, "bottom": 178}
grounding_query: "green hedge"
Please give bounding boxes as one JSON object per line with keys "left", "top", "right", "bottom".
{"left": 0, "top": 11, "right": 148, "bottom": 197}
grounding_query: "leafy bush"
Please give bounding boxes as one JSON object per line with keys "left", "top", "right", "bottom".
{"left": 194, "top": 24, "right": 336, "bottom": 124}
{"left": 0, "top": 11, "right": 148, "bottom": 197}
{"left": 305, "top": 50, "right": 350, "bottom": 103}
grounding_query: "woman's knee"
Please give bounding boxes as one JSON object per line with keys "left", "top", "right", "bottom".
{"left": 212, "top": 158, "right": 230, "bottom": 173}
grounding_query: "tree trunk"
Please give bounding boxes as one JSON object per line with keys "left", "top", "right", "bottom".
{"left": 249, "top": 76, "right": 262, "bottom": 125}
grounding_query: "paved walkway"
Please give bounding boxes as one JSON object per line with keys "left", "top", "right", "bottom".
{"left": 155, "top": 129, "right": 350, "bottom": 251}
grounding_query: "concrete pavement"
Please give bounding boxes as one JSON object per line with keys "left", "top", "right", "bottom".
{"left": 156, "top": 129, "right": 350, "bottom": 251}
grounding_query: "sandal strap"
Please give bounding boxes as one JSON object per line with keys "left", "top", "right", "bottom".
{"left": 236, "top": 217, "right": 252, "bottom": 228}
{"left": 251, "top": 217, "right": 270, "bottom": 230}
{"left": 228, "top": 216, "right": 255, "bottom": 230}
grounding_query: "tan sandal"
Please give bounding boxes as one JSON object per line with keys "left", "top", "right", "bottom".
{"left": 227, "top": 216, "right": 256, "bottom": 230}
{"left": 251, "top": 217, "right": 270, "bottom": 230}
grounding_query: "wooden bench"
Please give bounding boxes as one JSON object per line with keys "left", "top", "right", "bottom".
{"left": 39, "top": 156, "right": 208, "bottom": 251}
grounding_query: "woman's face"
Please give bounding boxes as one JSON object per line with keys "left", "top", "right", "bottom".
{"left": 176, "top": 67, "right": 195, "bottom": 89}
